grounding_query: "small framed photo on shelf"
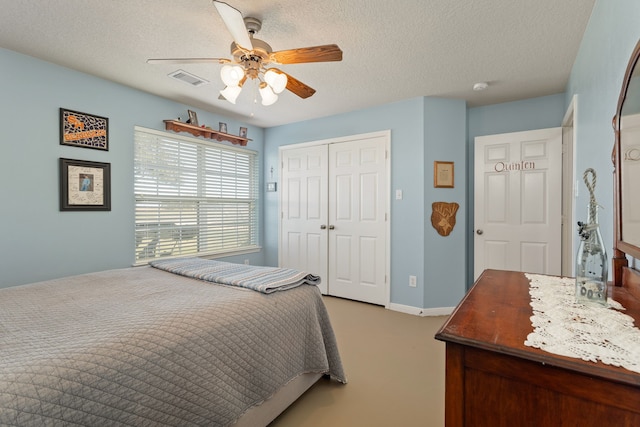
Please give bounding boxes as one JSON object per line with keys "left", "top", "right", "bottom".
{"left": 434, "top": 161, "right": 454, "bottom": 188}
{"left": 187, "top": 110, "right": 199, "bottom": 126}
{"left": 59, "top": 158, "right": 111, "bottom": 211}
{"left": 219, "top": 122, "right": 228, "bottom": 133}
{"left": 239, "top": 127, "right": 248, "bottom": 138}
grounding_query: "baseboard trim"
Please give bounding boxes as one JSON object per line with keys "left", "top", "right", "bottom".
{"left": 387, "top": 303, "right": 454, "bottom": 317}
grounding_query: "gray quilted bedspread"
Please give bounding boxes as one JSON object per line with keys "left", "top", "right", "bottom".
{"left": 0, "top": 266, "right": 346, "bottom": 426}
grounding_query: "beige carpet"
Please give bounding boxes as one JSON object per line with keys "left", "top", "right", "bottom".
{"left": 270, "top": 296, "right": 448, "bottom": 427}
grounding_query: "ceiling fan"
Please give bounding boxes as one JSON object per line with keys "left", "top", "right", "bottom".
{"left": 147, "top": 1, "right": 343, "bottom": 105}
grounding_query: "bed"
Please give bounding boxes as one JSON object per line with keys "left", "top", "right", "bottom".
{"left": 0, "top": 259, "right": 346, "bottom": 426}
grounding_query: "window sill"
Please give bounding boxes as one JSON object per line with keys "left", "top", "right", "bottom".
{"left": 133, "top": 246, "right": 262, "bottom": 267}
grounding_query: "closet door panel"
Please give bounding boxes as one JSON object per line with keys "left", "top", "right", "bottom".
{"left": 280, "top": 145, "right": 329, "bottom": 294}
{"left": 328, "top": 136, "right": 387, "bottom": 305}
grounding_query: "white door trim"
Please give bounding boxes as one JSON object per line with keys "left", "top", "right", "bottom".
{"left": 562, "top": 95, "right": 578, "bottom": 276}
{"left": 278, "top": 130, "right": 391, "bottom": 307}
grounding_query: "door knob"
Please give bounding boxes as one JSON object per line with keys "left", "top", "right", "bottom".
{"left": 320, "top": 225, "right": 327, "bottom": 229}
{"left": 476, "top": 229, "right": 483, "bottom": 235}
{"left": 329, "top": 225, "right": 335, "bottom": 230}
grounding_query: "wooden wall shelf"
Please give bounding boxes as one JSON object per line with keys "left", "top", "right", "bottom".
{"left": 163, "top": 120, "right": 250, "bottom": 146}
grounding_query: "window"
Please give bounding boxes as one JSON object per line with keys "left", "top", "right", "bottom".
{"left": 134, "top": 127, "right": 259, "bottom": 264}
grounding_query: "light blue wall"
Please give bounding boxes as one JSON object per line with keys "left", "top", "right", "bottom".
{"left": 264, "top": 97, "right": 468, "bottom": 309}
{"left": 0, "top": 48, "right": 264, "bottom": 288}
{"left": 423, "top": 98, "right": 467, "bottom": 308}
{"left": 264, "top": 98, "right": 430, "bottom": 308}
{"left": 466, "top": 93, "right": 567, "bottom": 286}
{"left": 1, "top": 0, "right": 635, "bottom": 311}
{"left": 566, "top": 0, "right": 640, "bottom": 267}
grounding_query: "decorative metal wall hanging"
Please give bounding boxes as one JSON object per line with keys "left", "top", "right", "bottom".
{"left": 60, "top": 108, "right": 109, "bottom": 151}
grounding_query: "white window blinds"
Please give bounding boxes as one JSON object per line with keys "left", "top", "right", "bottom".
{"left": 134, "top": 127, "right": 259, "bottom": 264}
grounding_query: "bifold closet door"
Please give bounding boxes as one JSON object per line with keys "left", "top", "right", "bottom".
{"left": 280, "top": 134, "right": 388, "bottom": 305}
{"left": 328, "top": 136, "right": 387, "bottom": 305}
{"left": 280, "top": 145, "right": 329, "bottom": 294}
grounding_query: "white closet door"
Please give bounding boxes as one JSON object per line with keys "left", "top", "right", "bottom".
{"left": 280, "top": 145, "right": 329, "bottom": 293}
{"left": 279, "top": 132, "right": 389, "bottom": 305}
{"left": 328, "top": 135, "right": 387, "bottom": 305}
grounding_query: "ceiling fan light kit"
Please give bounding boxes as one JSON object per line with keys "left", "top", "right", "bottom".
{"left": 264, "top": 69, "right": 287, "bottom": 94}
{"left": 220, "top": 64, "right": 244, "bottom": 86}
{"left": 148, "top": 1, "right": 343, "bottom": 107}
{"left": 220, "top": 84, "right": 242, "bottom": 104}
{"left": 259, "top": 82, "right": 278, "bottom": 106}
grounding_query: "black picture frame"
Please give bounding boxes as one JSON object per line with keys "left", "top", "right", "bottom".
{"left": 60, "top": 108, "right": 109, "bottom": 151}
{"left": 60, "top": 158, "right": 111, "bottom": 211}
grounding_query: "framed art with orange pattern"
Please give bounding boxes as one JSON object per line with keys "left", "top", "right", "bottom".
{"left": 60, "top": 108, "right": 109, "bottom": 151}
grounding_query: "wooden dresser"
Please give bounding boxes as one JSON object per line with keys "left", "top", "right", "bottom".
{"left": 435, "top": 269, "right": 640, "bottom": 427}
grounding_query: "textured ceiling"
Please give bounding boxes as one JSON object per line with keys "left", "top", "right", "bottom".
{"left": 0, "top": 0, "right": 595, "bottom": 127}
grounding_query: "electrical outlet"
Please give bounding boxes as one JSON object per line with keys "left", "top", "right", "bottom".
{"left": 244, "top": 259, "right": 250, "bottom": 265}
{"left": 409, "top": 275, "right": 417, "bottom": 287}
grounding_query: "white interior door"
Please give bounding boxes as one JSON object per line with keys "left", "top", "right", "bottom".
{"left": 279, "top": 132, "right": 389, "bottom": 305}
{"left": 474, "top": 128, "right": 562, "bottom": 280}
{"left": 280, "top": 145, "right": 329, "bottom": 293}
{"left": 328, "top": 136, "right": 388, "bottom": 305}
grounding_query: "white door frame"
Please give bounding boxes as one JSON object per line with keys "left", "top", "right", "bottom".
{"left": 562, "top": 95, "right": 578, "bottom": 276}
{"left": 278, "top": 130, "right": 391, "bottom": 307}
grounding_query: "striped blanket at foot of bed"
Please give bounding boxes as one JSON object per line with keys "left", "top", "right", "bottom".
{"left": 150, "top": 257, "right": 321, "bottom": 294}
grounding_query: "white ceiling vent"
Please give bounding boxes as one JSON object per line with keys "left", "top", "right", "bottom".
{"left": 168, "top": 69, "right": 209, "bottom": 87}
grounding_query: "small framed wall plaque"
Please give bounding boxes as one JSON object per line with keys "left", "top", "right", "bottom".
{"left": 60, "top": 108, "right": 109, "bottom": 151}
{"left": 434, "top": 161, "right": 454, "bottom": 188}
{"left": 60, "top": 158, "right": 111, "bottom": 211}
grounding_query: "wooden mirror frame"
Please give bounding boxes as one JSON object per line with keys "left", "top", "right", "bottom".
{"left": 612, "top": 39, "right": 640, "bottom": 298}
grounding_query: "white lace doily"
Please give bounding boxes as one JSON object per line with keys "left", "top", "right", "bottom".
{"left": 524, "top": 273, "right": 640, "bottom": 374}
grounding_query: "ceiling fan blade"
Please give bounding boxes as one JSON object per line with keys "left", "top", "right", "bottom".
{"left": 270, "top": 44, "right": 343, "bottom": 64}
{"left": 213, "top": 1, "right": 253, "bottom": 50}
{"left": 147, "top": 58, "right": 230, "bottom": 64}
{"left": 271, "top": 68, "right": 316, "bottom": 99}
